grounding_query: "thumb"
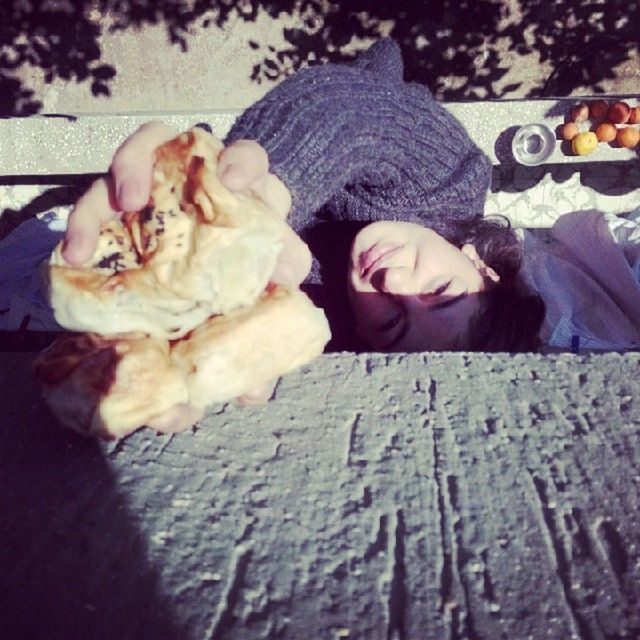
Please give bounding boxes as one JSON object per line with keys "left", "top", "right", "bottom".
{"left": 220, "top": 164, "right": 254, "bottom": 192}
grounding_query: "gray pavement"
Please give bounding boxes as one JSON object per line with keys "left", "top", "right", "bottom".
{"left": 2, "top": 350, "right": 640, "bottom": 639}
{"left": 3, "top": 1, "right": 640, "bottom": 117}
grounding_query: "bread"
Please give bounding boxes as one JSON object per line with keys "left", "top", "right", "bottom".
{"left": 47, "top": 129, "right": 285, "bottom": 339}
{"left": 172, "top": 285, "right": 331, "bottom": 408}
{"left": 36, "top": 128, "right": 331, "bottom": 439}
{"left": 35, "top": 286, "right": 330, "bottom": 439}
{"left": 34, "top": 332, "right": 189, "bottom": 439}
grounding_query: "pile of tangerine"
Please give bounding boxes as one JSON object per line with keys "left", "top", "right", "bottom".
{"left": 561, "top": 100, "right": 640, "bottom": 155}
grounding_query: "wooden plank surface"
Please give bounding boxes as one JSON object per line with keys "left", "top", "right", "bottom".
{"left": 1, "top": 351, "right": 639, "bottom": 639}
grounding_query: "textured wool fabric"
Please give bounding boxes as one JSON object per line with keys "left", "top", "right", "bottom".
{"left": 225, "top": 38, "right": 492, "bottom": 350}
{"left": 226, "top": 39, "right": 491, "bottom": 239}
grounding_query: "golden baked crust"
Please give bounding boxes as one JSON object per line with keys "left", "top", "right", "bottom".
{"left": 35, "top": 286, "right": 330, "bottom": 439}
{"left": 34, "top": 332, "right": 189, "bottom": 439}
{"left": 36, "top": 129, "right": 331, "bottom": 439}
{"left": 48, "top": 129, "right": 285, "bottom": 339}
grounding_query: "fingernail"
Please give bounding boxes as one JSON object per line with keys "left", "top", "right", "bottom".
{"left": 117, "top": 178, "right": 142, "bottom": 210}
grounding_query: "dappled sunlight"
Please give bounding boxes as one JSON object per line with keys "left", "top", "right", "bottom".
{"left": 2, "top": 0, "right": 639, "bottom": 115}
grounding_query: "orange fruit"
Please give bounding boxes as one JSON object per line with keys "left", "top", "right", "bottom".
{"left": 571, "top": 131, "right": 598, "bottom": 155}
{"left": 589, "top": 99, "right": 609, "bottom": 119}
{"left": 561, "top": 122, "right": 580, "bottom": 141}
{"left": 628, "top": 107, "right": 640, "bottom": 125}
{"left": 595, "top": 122, "right": 617, "bottom": 142}
{"left": 616, "top": 126, "right": 640, "bottom": 148}
{"left": 570, "top": 103, "right": 589, "bottom": 123}
{"left": 608, "top": 101, "right": 631, "bottom": 124}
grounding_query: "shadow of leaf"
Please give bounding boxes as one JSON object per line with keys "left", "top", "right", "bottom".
{"left": 1, "top": 1, "right": 639, "bottom": 115}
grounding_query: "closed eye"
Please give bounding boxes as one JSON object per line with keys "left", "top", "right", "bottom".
{"left": 381, "top": 318, "right": 410, "bottom": 350}
{"left": 378, "top": 304, "right": 408, "bottom": 350}
{"left": 378, "top": 311, "right": 404, "bottom": 332}
{"left": 431, "top": 292, "right": 466, "bottom": 310}
{"left": 433, "top": 280, "right": 451, "bottom": 296}
{"left": 419, "top": 280, "right": 451, "bottom": 302}
{"left": 420, "top": 281, "right": 466, "bottom": 311}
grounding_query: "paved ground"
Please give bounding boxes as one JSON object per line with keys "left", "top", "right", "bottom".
{"left": 2, "top": 351, "right": 640, "bottom": 639}
{"left": 2, "top": 1, "right": 640, "bottom": 116}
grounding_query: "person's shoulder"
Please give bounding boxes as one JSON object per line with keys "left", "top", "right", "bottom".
{"left": 348, "top": 38, "right": 404, "bottom": 80}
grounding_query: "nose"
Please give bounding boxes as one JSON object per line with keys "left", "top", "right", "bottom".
{"left": 380, "top": 267, "right": 413, "bottom": 294}
{"left": 381, "top": 266, "right": 431, "bottom": 296}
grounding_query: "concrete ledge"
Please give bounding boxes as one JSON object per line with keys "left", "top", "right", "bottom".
{"left": 3, "top": 99, "right": 640, "bottom": 176}
{"left": 2, "top": 350, "right": 639, "bottom": 639}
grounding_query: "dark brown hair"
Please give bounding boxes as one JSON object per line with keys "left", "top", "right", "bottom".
{"left": 440, "top": 216, "right": 546, "bottom": 352}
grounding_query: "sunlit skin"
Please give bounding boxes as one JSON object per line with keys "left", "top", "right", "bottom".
{"left": 347, "top": 221, "right": 500, "bottom": 351}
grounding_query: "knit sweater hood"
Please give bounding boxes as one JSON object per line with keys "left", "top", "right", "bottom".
{"left": 226, "top": 39, "right": 491, "bottom": 236}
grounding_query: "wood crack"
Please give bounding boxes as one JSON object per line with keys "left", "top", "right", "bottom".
{"left": 207, "top": 546, "right": 253, "bottom": 640}
{"left": 432, "top": 426, "right": 457, "bottom": 640}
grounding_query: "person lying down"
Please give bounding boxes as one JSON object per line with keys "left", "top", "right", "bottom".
{"left": 33, "top": 128, "right": 330, "bottom": 439}
{"left": 5, "top": 39, "right": 640, "bottom": 440}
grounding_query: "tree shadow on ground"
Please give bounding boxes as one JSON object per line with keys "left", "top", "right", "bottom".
{"left": 1, "top": 0, "right": 639, "bottom": 116}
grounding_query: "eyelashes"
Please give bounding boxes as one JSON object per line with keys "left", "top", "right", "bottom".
{"left": 375, "top": 279, "right": 460, "bottom": 349}
{"left": 381, "top": 314, "right": 410, "bottom": 350}
{"left": 378, "top": 303, "right": 408, "bottom": 351}
{"left": 419, "top": 280, "right": 451, "bottom": 302}
{"left": 379, "top": 280, "right": 452, "bottom": 334}
{"left": 378, "top": 310, "right": 404, "bottom": 332}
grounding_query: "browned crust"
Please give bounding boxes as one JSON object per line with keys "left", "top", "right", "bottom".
{"left": 34, "top": 333, "right": 122, "bottom": 394}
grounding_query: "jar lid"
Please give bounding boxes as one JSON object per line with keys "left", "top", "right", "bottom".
{"left": 512, "top": 123, "right": 556, "bottom": 166}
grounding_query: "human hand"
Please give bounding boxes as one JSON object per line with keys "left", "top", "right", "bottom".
{"left": 236, "top": 379, "right": 278, "bottom": 405}
{"left": 217, "top": 139, "right": 311, "bottom": 287}
{"left": 63, "top": 121, "right": 178, "bottom": 265}
{"left": 146, "top": 402, "right": 204, "bottom": 434}
{"left": 218, "top": 139, "right": 291, "bottom": 218}
{"left": 146, "top": 378, "right": 276, "bottom": 433}
{"left": 62, "top": 124, "right": 309, "bottom": 286}
{"left": 60, "top": 124, "right": 311, "bottom": 427}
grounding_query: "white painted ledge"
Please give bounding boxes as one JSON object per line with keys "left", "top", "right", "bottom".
{"left": 2, "top": 98, "right": 640, "bottom": 176}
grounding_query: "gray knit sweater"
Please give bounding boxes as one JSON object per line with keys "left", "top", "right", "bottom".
{"left": 225, "top": 39, "right": 492, "bottom": 350}
{"left": 226, "top": 39, "right": 490, "bottom": 235}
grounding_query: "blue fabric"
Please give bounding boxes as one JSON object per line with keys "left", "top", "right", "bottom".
{"left": 0, "top": 211, "right": 65, "bottom": 331}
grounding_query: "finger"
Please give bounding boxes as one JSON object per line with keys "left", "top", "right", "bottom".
{"left": 256, "top": 174, "right": 292, "bottom": 218}
{"left": 147, "top": 403, "right": 203, "bottom": 433}
{"left": 218, "top": 139, "right": 269, "bottom": 192}
{"left": 111, "top": 121, "right": 178, "bottom": 211}
{"left": 236, "top": 380, "right": 277, "bottom": 405}
{"left": 269, "top": 226, "right": 312, "bottom": 288}
{"left": 62, "top": 177, "right": 119, "bottom": 265}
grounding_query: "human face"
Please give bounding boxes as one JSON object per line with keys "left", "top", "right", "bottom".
{"left": 347, "top": 221, "right": 498, "bottom": 351}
